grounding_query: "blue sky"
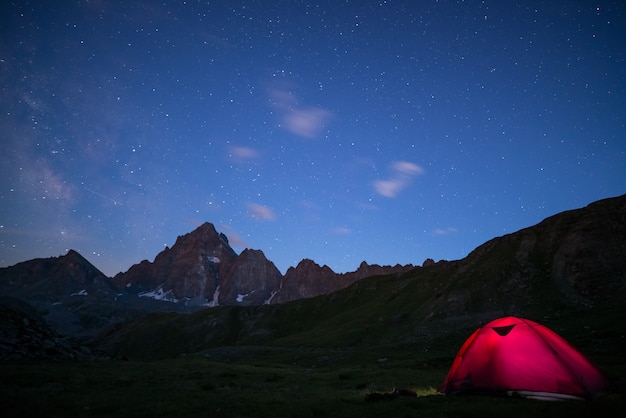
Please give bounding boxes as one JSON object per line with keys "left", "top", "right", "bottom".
{"left": 1, "top": 1, "right": 624, "bottom": 277}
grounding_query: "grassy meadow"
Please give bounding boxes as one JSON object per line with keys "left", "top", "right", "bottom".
{"left": 3, "top": 278, "right": 626, "bottom": 417}
{"left": 2, "top": 320, "right": 624, "bottom": 418}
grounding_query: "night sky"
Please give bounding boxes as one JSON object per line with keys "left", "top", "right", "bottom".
{"left": 1, "top": 1, "right": 624, "bottom": 277}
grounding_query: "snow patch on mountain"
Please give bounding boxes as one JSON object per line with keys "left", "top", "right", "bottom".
{"left": 205, "top": 285, "right": 220, "bottom": 307}
{"left": 71, "top": 289, "right": 88, "bottom": 296}
{"left": 139, "top": 286, "right": 179, "bottom": 303}
{"left": 236, "top": 290, "right": 256, "bottom": 303}
{"left": 264, "top": 290, "right": 278, "bottom": 305}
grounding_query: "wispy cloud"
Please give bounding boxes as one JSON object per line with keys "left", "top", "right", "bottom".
{"left": 218, "top": 224, "right": 248, "bottom": 248}
{"left": 228, "top": 146, "right": 259, "bottom": 161}
{"left": 247, "top": 203, "right": 276, "bottom": 221}
{"left": 373, "top": 161, "right": 424, "bottom": 198}
{"left": 331, "top": 226, "right": 352, "bottom": 235}
{"left": 283, "top": 108, "right": 332, "bottom": 138}
{"left": 268, "top": 84, "right": 332, "bottom": 138}
{"left": 373, "top": 179, "right": 404, "bottom": 198}
{"left": 392, "top": 161, "right": 424, "bottom": 176}
{"left": 433, "top": 227, "right": 458, "bottom": 235}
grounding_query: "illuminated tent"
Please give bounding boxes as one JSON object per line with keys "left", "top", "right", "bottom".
{"left": 438, "top": 316, "right": 611, "bottom": 400}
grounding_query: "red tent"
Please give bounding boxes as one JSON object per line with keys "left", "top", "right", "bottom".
{"left": 438, "top": 316, "right": 611, "bottom": 400}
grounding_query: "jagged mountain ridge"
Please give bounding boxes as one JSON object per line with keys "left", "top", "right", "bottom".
{"left": 112, "top": 222, "right": 415, "bottom": 306}
{"left": 97, "top": 195, "right": 626, "bottom": 359}
{"left": 2, "top": 194, "right": 625, "bottom": 349}
{"left": 0, "top": 223, "right": 415, "bottom": 339}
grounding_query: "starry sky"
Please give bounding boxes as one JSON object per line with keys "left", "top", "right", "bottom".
{"left": 1, "top": 1, "right": 624, "bottom": 277}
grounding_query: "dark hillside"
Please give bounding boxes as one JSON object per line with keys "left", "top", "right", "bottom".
{"left": 97, "top": 195, "right": 626, "bottom": 360}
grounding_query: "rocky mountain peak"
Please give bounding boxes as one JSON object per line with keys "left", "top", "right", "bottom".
{"left": 64, "top": 248, "right": 83, "bottom": 260}
{"left": 170, "top": 222, "right": 234, "bottom": 257}
{"left": 289, "top": 258, "right": 334, "bottom": 274}
{"left": 219, "top": 248, "right": 282, "bottom": 306}
{"left": 350, "top": 260, "right": 415, "bottom": 280}
{"left": 59, "top": 249, "right": 109, "bottom": 283}
{"left": 272, "top": 259, "right": 340, "bottom": 304}
{"left": 112, "top": 223, "right": 239, "bottom": 305}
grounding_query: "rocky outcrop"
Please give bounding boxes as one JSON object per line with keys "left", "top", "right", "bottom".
{"left": 347, "top": 261, "right": 415, "bottom": 281}
{"left": 273, "top": 259, "right": 340, "bottom": 304}
{"left": 441, "top": 194, "right": 626, "bottom": 315}
{"left": 220, "top": 249, "right": 282, "bottom": 306}
{"left": 422, "top": 258, "right": 436, "bottom": 267}
{"left": 0, "top": 297, "right": 96, "bottom": 360}
{"left": 548, "top": 197, "right": 626, "bottom": 304}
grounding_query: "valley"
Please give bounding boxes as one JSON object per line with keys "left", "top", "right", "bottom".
{"left": 1, "top": 195, "right": 625, "bottom": 416}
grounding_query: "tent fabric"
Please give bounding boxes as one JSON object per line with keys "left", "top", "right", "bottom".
{"left": 438, "top": 316, "right": 611, "bottom": 400}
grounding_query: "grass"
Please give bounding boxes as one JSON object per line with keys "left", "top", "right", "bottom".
{"left": 72, "top": 272, "right": 625, "bottom": 417}
{"left": 3, "top": 301, "right": 625, "bottom": 417}
{"left": 1, "top": 343, "right": 624, "bottom": 418}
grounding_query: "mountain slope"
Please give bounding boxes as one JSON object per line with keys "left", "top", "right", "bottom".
{"left": 0, "top": 297, "right": 96, "bottom": 360}
{"left": 0, "top": 249, "right": 117, "bottom": 301}
{"left": 0, "top": 249, "right": 200, "bottom": 338}
{"left": 97, "top": 195, "right": 626, "bottom": 359}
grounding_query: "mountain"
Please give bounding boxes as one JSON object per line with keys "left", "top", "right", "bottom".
{"left": 220, "top": 248, "right": 283, "bottom": 306}
{"left": 112, "top": 222, "right": 414, "bottom": 306}
{"left": 112, "top": 222, "right": 239, "bottom": 305}
{"left": 0, "top": 249, "right": 117, "bottom": 301}
{"left": 0, "top": 249, "right": 198, "bottom": 339}
{"left": 96, "top": 194, "right": 626, "bottom": 359}
{"left": 0, "top": 222, "right": 414, "bottom": 340}
{"left": 271, "top": 259, "right": 415, "bottom": 304}
{"left": 2, "top": 194, "right": 625, "bottom": 359}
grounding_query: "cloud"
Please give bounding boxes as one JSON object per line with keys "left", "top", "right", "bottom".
{"left": 373, "top": 161, "right": 424, "bottom": 198}
{"left": 218, "top": 224, "right": 248, "bottom": 248}
{"left": 268, "top": 86, "right": 298, "bottom": 110}
{"left": 247, "top": 203, "right": 276, "bottom": 221}
{"left": 228, "top": 146, "right": 259, "bottom": 161}
{"left": 283, "top": 108, "right": 332, "bottom": 138}
{"left": 331, "top": 226, "right": 352, "bottom": 235}
{"left": 391, "top": 161, "right": 424, "bottom": 176}
{"left": 373, "top": 179, "right": 405, "bottom": 198}
{"left": 433, "top": 227, "right": 458, "bottom": 235}
{"left": 268, "top": 84, "right": 332, "bottom": 138}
